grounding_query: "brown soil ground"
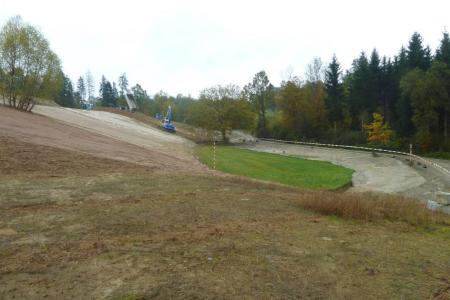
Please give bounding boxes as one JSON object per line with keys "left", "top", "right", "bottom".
{"left": 0, "top": 135, "right": 149, "bottom": 178}
{"left": 1, "top": 107, "right": 449, "bottom": 299}
{"left": 0, "top": 106, "right": 203, "bottom": 173}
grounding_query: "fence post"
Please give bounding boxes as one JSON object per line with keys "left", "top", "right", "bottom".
{"left": 213, "top": 136, "right": 216, "bottom": 170}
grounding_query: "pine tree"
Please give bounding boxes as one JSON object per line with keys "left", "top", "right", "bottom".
{"left": 380, "top": 57, "right": 396, "bottom": 122}
{"left": 325, "top": 54, "right": 344, "bottom": 127}
{"left": 99, "top": 75, "right": 106, "bottom": 96}
{"left": 397, "top": 34, "right": 429, "bottom": 136}
{"left": 76, "top": 77, "right": 86, "bottom": 101}
{"left": 99, "top": 75, "right": 116, "bottom": 107}
{"left": 395, "top": 47, "right": 409, "bottom": 76}
{"left": 112, "top": 82, "right": 119, "bottom": 102}
{"left": 56, "top": 75, "right": 75, "bottom": 108}
{"left": 392, "top": 47, "right": 411, "bottom": 134}
{"left": 407, "top": 32, "right": 428, "bottom": 70}
{"left": 346, "top": 52, "right": 371, "bottom": 128}
{"left": 435, "top": 33, "right": 450, "bottom": 145}
{"left": 424, "top": 46, "right": 433, "bottom": 69}
{"left": 368, "top": 49, "right": 382, "bottom": 113}
{"left": 436, "top": 31, "right": 450, "bottom": 65}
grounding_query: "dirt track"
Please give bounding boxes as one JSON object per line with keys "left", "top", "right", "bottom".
{"left": 242, "top": 141, "right": 450, "bottom": 204}
{"left": 0, "top": 106, "right": 203, "bottom": 172}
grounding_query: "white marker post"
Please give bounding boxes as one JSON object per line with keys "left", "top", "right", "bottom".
{"left": 213, "top": 135, "right": 216, "bottom": 170}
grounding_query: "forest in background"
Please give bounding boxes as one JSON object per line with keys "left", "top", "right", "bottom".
{"left": 84, "top": 31, "right": 450, "bottom": 153}
{"left": 2, "top": 16, "right": 450, "bottom": 154}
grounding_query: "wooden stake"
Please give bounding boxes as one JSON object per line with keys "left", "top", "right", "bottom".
{"left": 213, "top": 136, "right": 216, "bottom": 170}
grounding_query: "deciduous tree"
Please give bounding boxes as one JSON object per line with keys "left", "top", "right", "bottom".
{"left": 85, "top": 71, "right": 94, "bottom": 102}
{"left": 188, "top": 85, "right": 255, "bottom": 142}
{"left": 243, "top": 71, "right": 273, "bottom": 137}
{"left": 364, "top": 113, "right": 392, "bottom": 144}
{"left": 0, "top": 16, "right": 62, "bottom": 111}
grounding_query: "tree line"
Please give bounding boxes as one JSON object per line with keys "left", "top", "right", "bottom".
{"left": 189, "top": 31, "right": 450, "bottom": 152}
{"left": 323, "top": 31, "right": 450, "bottom": 152}
{"left": 95, "top": 31, "right": 449, "bottom": 152}
{"left": 1, "top": 16, "right": 449, "bottom": 153}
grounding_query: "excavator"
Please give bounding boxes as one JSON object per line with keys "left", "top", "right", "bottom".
{"left": 162, "top": 105, "right": 176, "bottom": 132}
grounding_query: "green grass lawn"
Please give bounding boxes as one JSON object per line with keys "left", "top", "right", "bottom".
{"left": 197, "top": 145, "right": 354, "bottom": 190}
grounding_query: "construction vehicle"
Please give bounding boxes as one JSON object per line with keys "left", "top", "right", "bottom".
{"left": 162, "top": 105, "right": 176, "bottom": 132}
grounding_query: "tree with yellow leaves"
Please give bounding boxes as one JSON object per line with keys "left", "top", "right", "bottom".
{"left": 364, "top": 113, "right": 392, "bottom": 144}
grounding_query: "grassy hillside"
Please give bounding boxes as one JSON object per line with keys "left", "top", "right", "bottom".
{"left": 197, "top": 145, "right": 354, "bottom": 190}
{"left": 0, "top": 136, "right": 449, "bottom": 299}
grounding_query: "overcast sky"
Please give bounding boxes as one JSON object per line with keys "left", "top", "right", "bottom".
{"left": 2, "top": 0, "right": 450, "bottom": 97}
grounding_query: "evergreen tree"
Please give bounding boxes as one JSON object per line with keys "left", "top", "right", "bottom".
{"left": 368, "top": 49, "right": 382, "bottom": 113}
{"left": 424, "top": 46, "right": 433, "bottom": 70}
{"left": 76, "top": 76, "right": 86, "bottom": 101}
{"left": 346, "top": 52, "right": 371, "bottom": 128}
{"left": 74, "top": 91, "right": 82, "bottom": 105}
{"left": 396, "top": 34, "right": 431, "bottom": 136}
{"left": 112, "top": 82, "right": 119, "bottom": 101}
{"left": 99, "top": 75, "right": 116, "bottom": 107}
{"left": 395, "top": 47, "right": 409, "bottom": 75}
{"left": 99, "top": 75, "right": 106, "bottom": 96}
{"left": 436, "top": 31, "right": 450, "bottom": 65}
{"left": 325, "top": 54, "right": 344, "bottom": 127}
{"left": 407, "top": 32, "right": 429, "bottom": 70}
{"left": 56, "top": 75, "right": 75, "bottom": 108}
{"left": 427, "top": 61, "right": 450, "bottom": 146}
{"left": 392, "top": 47, "right": 411, "bottom": 133}
{"left": 380, "top": 57, "right": 396, "bottom": 122}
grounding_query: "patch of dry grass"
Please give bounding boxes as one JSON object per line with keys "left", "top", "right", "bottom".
{"left": 1, "top": 136, "right": 450, "bottom": 299}
{"left": 0, "top": 135, "right": 150, "bottom": 178}
{"left": 299, "top": 191, "right": 449, "bottom": 226}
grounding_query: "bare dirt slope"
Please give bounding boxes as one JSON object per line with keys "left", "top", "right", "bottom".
{"left": 242, "top": 141, "right": 450, "bottom": 202}
{"left": 33, "top": 105, "right": 195, "bottom": 161}
{"left": 0, "top": 106, "right": 203, "bottom": 172}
